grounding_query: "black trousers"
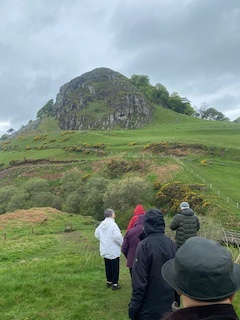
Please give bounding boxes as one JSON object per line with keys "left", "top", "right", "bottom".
{"left": 104, "top": 257, "right": 120, "bottom": 284}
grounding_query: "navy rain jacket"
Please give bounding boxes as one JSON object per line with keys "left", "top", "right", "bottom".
{"left": 129, "top": 209, "right": 177, "bottom": 320}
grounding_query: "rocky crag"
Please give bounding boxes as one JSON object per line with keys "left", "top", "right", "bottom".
{"left": 51, "top": 67, "right": 154, "bottom": 130}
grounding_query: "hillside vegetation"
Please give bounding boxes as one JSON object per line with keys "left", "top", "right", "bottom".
{"left": 0, "top": 106, "right": 240, "bottom": 229}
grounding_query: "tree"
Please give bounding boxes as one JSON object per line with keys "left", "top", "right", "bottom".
{"left": 151, "top": 83, "right": 169, "bottom": 106}
{"left": 130, "top": 74, "right": 195, "bottom": 116}
{"left": 7, "top": 191, "right": 29, "bottom": 212}
{"left": 203, "top": 107, "right": 229, "bottom": 121}
{"left": 81, "top": 177, "right": 108, "bottom": 220}
{"left": 62, "top": 191, "right": 82, "bottom": 213}
{"left": 130, "top": 74, "right": 150, "bottom": 89}
{"left": 233, "top": 117, "right": 240, "bottom": 123}
{"left": 195, "top": 103, "right": 229, "bottom": 121}
{"left": 22, "top": 178, "right": 50, "bottom": 196}
{"left": 193, "top": 102, "right": 208, "bottom": 119}
{"left": 0, "top": 186, "right": 18, "bottom": 213}
{"left": 0, "top": 134, "right": 8, "bottom": 141}
{"left": 168, "top": 92, "right": 194, "bottom": 115}
{"left": 59, "top": 170, "right": 84, "bottom": 194}
{"left": 103, "top": 176, "right": 153, "bottom": 211}
{"left": 30, "top": 191, "right": 54, "bottom": 208}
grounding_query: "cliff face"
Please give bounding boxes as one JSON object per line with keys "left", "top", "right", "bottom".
{"left": 52, "top": 67, "right": 154, "bottom": 130}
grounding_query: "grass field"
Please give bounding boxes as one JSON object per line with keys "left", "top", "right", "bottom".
{"left": 0, "top": 208, "right": 239, "bottom": 319}
{"left": 0, "top": 209, "right": 131, "bottom": 319}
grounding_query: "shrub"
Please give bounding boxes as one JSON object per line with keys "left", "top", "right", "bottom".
{"left": 59, "top": 169, "right": 84, "bottom": 194}
{"left": 51, "top": 196, "right": 63, "bottom": 211}
{"left": 106, "top": 159, "right": 144, "bottom": 178}
{"left": 29, "top": 192, "right": 54, "bottom": 208}
{"left": 0, "top": 186, "right": 18, "bottom": 213}
{"left": 22, "top": 178, "right": 50, "bottom": 195}
{"left": 153, "top": 181, "right": 162, "bottom": 190}
{"left": 81, "top": 177, "right": 108, "bottom": 220}
{"left": 9, "top": 159, "right": 18, "bottom": 166}
{"left": 62, "top": 191, "right": 82, "bottom": 213}
{"left": 103, "top": 176, "right": 153, "bottom": 212}
{"left": 155, "top": 181, "right": 211, "bottom": 214}
{"left": 6, "top": 192, "right": 29, "bottom": 212}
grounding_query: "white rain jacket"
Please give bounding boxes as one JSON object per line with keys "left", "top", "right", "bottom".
{"left": 95, "top": 217, "right": 123, "bottom": 259}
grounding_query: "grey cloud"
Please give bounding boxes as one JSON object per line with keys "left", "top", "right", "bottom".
{"left": 210, "top": 94, "right": 240, "bottom": 113}
{"left": 111, "top": 0, "right": 240, "bottom": 89}
{"left": 0, "top": 0, "right": 240, "bottom": 136}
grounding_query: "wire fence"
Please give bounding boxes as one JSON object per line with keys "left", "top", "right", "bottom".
{"left": 173, "top": 156, "right": 239, "bottom": 211}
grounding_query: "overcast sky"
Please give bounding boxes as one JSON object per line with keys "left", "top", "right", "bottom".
{"left": 1, "top": 0, "right": 240, "bottom": 136}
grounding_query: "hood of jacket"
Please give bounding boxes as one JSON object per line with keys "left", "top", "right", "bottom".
{"left": 180, "top": 208, "right": 195, "bottom": 216}
{"left": 133, "top": 204, "right": 145, "bottom": 216}
{"left": 100, "top": 217, "right": 114, "bottom": 229}
{"left": 144, "top": 209, "right": 165, "bottom": 236}
{"left": 133, "top": 214, "right": 145, "bottom": 227}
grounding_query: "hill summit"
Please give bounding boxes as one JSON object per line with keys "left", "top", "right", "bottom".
{"left": 51, "top": 67, "right": 154, "bottom": 130}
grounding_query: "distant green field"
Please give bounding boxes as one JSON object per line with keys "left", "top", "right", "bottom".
{"left": 0, "top": 110, "right": 240, "bottom": 228}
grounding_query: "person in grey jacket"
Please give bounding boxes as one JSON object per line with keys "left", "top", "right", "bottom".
{"left": 95, "top": 208, "right": 123, "bottom": 290}
{"left": 170, "top": 202, "right": 200, "bottom": 249}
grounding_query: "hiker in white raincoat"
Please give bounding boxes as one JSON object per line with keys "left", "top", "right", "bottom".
{"left": 95, "top": 208, "right": 123, "bottom": 290}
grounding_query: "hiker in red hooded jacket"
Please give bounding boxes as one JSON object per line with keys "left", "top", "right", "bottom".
{"left": 127, "top": 204, "right": 145, "bottom": 231}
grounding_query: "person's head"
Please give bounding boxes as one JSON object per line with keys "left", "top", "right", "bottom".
{"left": 180, "top": 201, "right": 190, "bottom": 210}
{"left": 104, "top": 208, "right": 115, "bottom": 218}
{"left": 161, "top": 236, "right": 240, "bottom": 305}
{"left": 143, "top": 208, "right": 165, "bottom": 236}
{"left": 134, "top": 204, "right": 145, "bottom": 215}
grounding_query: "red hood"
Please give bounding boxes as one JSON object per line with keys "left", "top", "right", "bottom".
{"left": 134, "top": 204, "right": 145, "bottom": 216}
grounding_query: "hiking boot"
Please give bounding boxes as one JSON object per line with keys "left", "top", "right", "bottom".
{"left": 112, "top": 284, "right": 121, "bottom": 290}
{"left": 106, "top": 282, "right": 112, "bottom": 288}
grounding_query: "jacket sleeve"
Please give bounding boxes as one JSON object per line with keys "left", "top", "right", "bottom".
{"left": 121, "top": 233, "right": 129, "bottom": 258}
{"left": 127, "top": 217, "right": 134, "bottom": 231}
{"left": 113, "top": 224, "right": 123, "bottom": 246}
{"left": 128, "top": 241, "right": 148, "bottom": 319}
{"left": 94, "top": 225, "right": 100, "bottom": 240}
{"left": 169, "top": 214, "right": 180, "bottom": 230}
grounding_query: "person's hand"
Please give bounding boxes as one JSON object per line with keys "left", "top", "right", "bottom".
{"left": 128, "top": 309, "right": 135, "bottom": 319}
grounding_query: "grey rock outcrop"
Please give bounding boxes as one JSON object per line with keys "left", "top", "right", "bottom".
{"left": 52, "top": 67, "right": 154, "bottom": 130}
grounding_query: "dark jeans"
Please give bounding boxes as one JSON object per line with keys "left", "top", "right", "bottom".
{"left": 104, "top": 257, "right": 120, "bottom": 284}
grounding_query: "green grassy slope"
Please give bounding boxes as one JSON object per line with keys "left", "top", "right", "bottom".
{"left": 0, "top": 208, "right": 239, "bottom": 319}
{"left": 0, "top": 108, "right": 240, "bottom": 227}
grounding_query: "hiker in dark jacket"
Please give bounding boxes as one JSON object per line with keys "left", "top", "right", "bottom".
{"left": 122, "top": 215, "right": 144, "bottom": 277}
{"left": 170, "top": 202, "right": 200, "bottom": 248}
{"left": 128, "top": 209, "right": 178, "bottom": 320}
